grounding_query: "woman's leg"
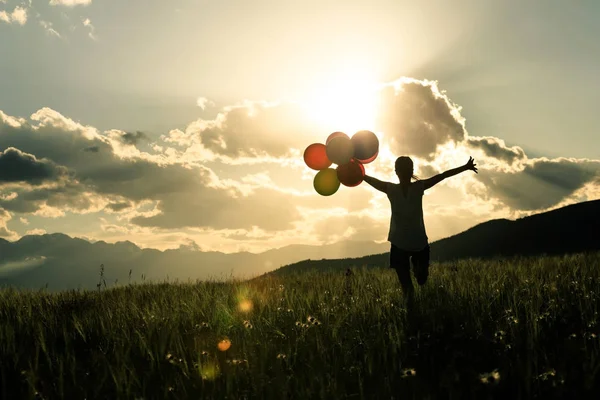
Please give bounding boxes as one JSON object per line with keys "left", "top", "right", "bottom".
{"left": 390, "top": 245, "right": 414, "bottom": 303}
{"left": 411, "top": 245, "right": 430, "bottom": 286}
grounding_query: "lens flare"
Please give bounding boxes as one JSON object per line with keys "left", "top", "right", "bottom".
{"left": 217, "top": 338, "right": 231, "bottom": 352}
{"left": 198, "top": 361, "right": 220, "bottom": 380}
{"left": 238, "top": 299, "right": 253, "bottom": 312}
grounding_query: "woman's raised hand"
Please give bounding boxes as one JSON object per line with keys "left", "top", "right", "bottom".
{"left": 465, "top": 157, "right": 478, "bottom": 173}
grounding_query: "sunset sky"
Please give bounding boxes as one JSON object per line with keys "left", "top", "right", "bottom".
{"left": 1, "top": 0, "right": 599, "bottom": 253}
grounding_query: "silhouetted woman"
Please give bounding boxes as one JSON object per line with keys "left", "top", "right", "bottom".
{"left": 363, "top": 156, "right": 478, "bottom": 306}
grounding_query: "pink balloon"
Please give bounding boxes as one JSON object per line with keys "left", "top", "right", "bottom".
{"left": 326, "top": 131, "right": 349, "bottom": 145}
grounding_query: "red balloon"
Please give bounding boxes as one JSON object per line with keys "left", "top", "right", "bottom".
{"left": 326, "top": 131, "right": 349, "bottom": 145}
{"left": 336, "top": 159, "right": 365, "bottom": 187}
{"left": 303, "top": 143, "right": 332, "bottom": 170}
{"left": 351, "top": 130, "right": 379, "bottom": 164}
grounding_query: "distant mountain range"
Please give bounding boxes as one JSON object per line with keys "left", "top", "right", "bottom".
{"left": 1, "top": 199, "right": 598, "bottom": 291}
{"left": 264, "top": 199, "right": 600, "bottom": 277}
{"left": 0, "top": 234, "right": 389, "bottom": 291}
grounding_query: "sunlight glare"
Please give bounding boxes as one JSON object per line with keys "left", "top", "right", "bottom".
{"left": 303, "top": 68, "right": 380, "bottom": 134}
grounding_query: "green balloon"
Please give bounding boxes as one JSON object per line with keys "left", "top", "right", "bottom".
{"left": 313, "top": 168, "right": 340, "bottom": 196}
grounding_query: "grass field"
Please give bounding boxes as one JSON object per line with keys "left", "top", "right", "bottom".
{"left": 1, "top": 252, "right": 599, "bottom": 399}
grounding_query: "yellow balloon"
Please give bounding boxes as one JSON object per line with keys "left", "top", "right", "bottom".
{"left": 326, "top": 136, "right": 354, "bottom": 165}
{"left": 313, "top": 168, "right": 340, "bottom": 196}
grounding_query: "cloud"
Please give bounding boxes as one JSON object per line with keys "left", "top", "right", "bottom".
{"left": 117, "top": 131, "right": 148, "bottom": 146}
{"left": 49, "top": 0, "right": 92, "bottom": 6}
{"left": 39, "top": 20, "right": 61, "bottom": 38}
{"left": 0, "top": 208, "right": 17, "bottom": 240}
{"left": 0, "top": 107, "right": 304, "bottom": 233}
{"left": 167, "top": 101, "right": 320, "bottom": 159}
{"left": 1, "top": 75, "right": 599, "bottom": 251}
{"left": 376, "top": 78, "right": 467, "bottom": 160}
{"left": 196, "top": 97, "right": 214, "bottom": 110}
{"left": 0, "top": 181, "right": 106, "bottom": 215}
{"left": 0, "top": 111, "right": 26, "bottom": 129}
{"left": 106, "top": 202, "right": 131, "bottom": 212}
{"left": 0, "top": 147, "right": 67, "bottom": 185}
{"left": 81, "top": 17, "right": 97, "bottom": 40}
{"left": 25, "top": 228, "right": 46, "bottom": 235}
{"left": 476, "top": 158, "right": 600, "bottom": 211}
{"left": 374, "top": 77, "right": 600, "bottom": 213}
{"left": 0, "top": 6, "right": 27, "bottom": 25}
{"left": 0, "top": 256, "right": 47, "bottom": 277}
{"left": 467, "top": 136, "right": 526, "bottom": 165}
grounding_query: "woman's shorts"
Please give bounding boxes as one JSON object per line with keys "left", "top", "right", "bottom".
{"left": 389, "top": 244, "right": 430, "bottom": 283}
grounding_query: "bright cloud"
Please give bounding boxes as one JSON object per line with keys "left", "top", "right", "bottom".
{"left": 49, "top": 0, "right": 92, "bottom": 6}
{"left": 0, "top": 208, "right": 18, "bottom": 240}
{"left": 81, "top": 17, "right": 96, "bottom": 40}
{"left": 25, "top": 228, "right": 46, "bottom": 235}
{"left": 196, "top": 97, "right": 214, "bottom": 110}
{"left": 39, "top": 20, "right": 61, "bottom": 38}
{"left": 0, "top": 6, "right": 28, "bottom": 25}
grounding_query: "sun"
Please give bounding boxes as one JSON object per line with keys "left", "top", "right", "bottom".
{"left": 302, "top": 69, "right": 380, "bottom": 135}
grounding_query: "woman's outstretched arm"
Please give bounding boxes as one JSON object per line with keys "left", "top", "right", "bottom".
{"left": 363, "top": 175, "right": 391, "bottom": 194}
{"left": 422, "top": 157, "right": 478, "bottom": 191}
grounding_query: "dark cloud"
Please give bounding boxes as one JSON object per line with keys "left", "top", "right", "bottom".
{"left": 476, "top": 158, "right": 600, "bottom": 210}
{"left": 377, "top": 80, "right": 466, "bottom": 160}
{"left": 120, "top": 131, "right": 147, "bottom": 145}
{"left": 106, "top": 202, "right": 131, "bottom": 212}
{"left": 467, "top": 136, "right": 526, "bottom": 164}
{"left": 83, "top": 145, "right": 99, "bottom": 153}
{"left": 374, "top": 79, "right": 599, "bottom": 212}
{"left": 415, "top": 163, "right": 440, "bottom": 179}
{"left": 0, "top": 147, "right": 64, "bottom": 185}
{"left": 0, "top": 181, "right": 95, "bottom": 213}
{"left": 0, "top": 109, "right": 213, "bottom": 201}
{"left": 0, "top": 108, "right": 303, "bottom": 231}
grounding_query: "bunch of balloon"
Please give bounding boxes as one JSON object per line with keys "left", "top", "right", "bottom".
{"left": 303, "top": 130, "right": 379, "bottom": 196}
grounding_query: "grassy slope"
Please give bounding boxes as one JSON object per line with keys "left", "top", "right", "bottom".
{"left": 1, "top": 252, "right": 600, "bottom": 399}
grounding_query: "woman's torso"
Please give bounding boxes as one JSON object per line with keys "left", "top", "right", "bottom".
{"left": 386, "top": 181, "right": 428, "bottom": 251}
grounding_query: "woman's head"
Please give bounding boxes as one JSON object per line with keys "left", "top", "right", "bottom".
{"left": 395, "top": 156, "right": 415, "bottom": 181}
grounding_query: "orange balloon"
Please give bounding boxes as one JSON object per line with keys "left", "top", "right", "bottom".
{"left": 326, "top": 131, "right": 349, "bottom": 145}
{"left": 303, "top": 143, "right": 332, "bottom": 170}
{"left": 337, "top": 159, "right": 365, "bottom": 187}
{"left": 351, "top": 130, "right": 379, "bottom": 164}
